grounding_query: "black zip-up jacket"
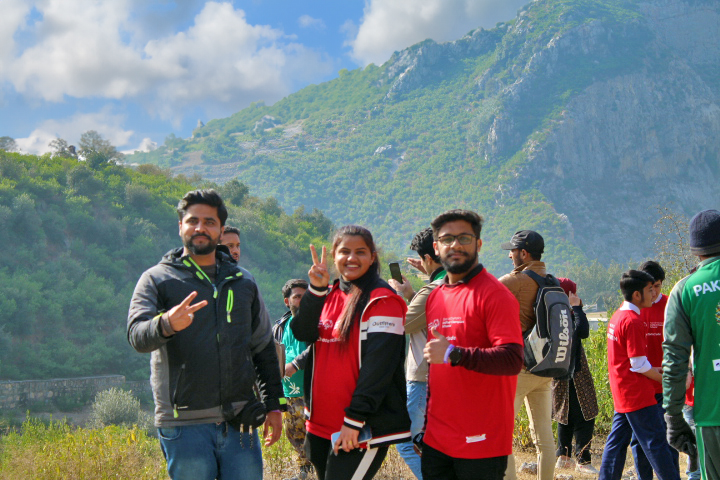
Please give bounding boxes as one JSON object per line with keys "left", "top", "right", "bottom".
{"left": 128, "top": 247, "right": 284, "bottom": 427}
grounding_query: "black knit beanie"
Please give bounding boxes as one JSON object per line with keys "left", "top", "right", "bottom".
{"left": 689, "top": 209, "right": 720, "bottom": 256}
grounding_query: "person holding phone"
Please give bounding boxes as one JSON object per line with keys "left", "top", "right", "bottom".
{"left": 291, "top": 225, "right": 411, "bottom": 480}
{"left": 388, "top": 227, "right": 447, "bottom": 480}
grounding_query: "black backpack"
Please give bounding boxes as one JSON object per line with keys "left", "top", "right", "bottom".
{"left": 521, "top": 271, "right": 575, "bottom": 378}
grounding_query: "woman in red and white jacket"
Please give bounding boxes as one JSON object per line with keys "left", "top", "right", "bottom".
{"left": 291, "top": 225, "right": 410, "bottom": 480}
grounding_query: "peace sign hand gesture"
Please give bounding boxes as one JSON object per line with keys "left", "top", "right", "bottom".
{"left": 309, "top": 244, "right": 330, "bottom": 289}
{"left": 167, "top": 291, "right": 208, "bottom": 332}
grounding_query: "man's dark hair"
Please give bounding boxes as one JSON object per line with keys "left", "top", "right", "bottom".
{"left": 640, "top": 260, "right": 665, "bottom": 282}
{"left": 223, "top": 226, "right": 240, "bottom": 237}
{"left": 430, "top": 209, "right": 484, "bottom": 239}
{"left": 282, "top": 279, "right": 309, "bottom": 298}
{"left": 620, "top": 270, "right": 655, "bottom": 302}
{"left": 409, "top": 227, "right": 439, "bottom": 263}
{"left": 177, "top": 189, "right": 228, "bottom": 226}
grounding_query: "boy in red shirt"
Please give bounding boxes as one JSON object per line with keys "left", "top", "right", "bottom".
{"left": 598, "top": 270, "right": 680, "bottom": 480}
{"left": 631, "top": 261, "right": 679, "bottom": 480}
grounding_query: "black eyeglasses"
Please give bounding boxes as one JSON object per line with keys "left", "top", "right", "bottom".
{"left": 437, "top": 234, "right": 477, "bottom": 246}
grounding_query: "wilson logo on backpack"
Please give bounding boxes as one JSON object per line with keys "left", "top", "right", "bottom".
{"left": 522, "top": 270, "right": 575, "bottom": 378}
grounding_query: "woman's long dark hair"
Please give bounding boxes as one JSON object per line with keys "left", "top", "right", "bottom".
{"left": 332, "top": 225, "right": 380, "bottom": 342}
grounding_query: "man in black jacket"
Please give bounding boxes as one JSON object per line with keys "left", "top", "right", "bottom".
{"left": 128, "top": 189, "right": 285, "bottom": 480}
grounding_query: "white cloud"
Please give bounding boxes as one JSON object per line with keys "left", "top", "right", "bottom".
{"left": 122, "top": 137, "right": 157, "bottom": 155}
{"left": 299, "top": 15, "right": 325, "bottom": 29}
{"left": 143, "top": 2, "right": 333, "bottom": 122}
{"left": 340, "top": 19, "right": 358, "bottom": 44}
{"left": 349, "top": 0, "right": 530, "bottom": 66}
{"left": 15, "top": 109, "right": 134, "bottom": 155}
{"left": 3, "top": 1, "right": 334, "bottom": 122}
{"left": 0, "top": 0, "right": 31, "bottom": 76}
{"left": 9, "top": 0, "right": 152, "bottom": 101}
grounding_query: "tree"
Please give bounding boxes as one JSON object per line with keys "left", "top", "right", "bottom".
{"left": 49, "top": 138, "right": 76, "bottom": 158}
{"left": 0, "top": 137, "right": 17, "bottom": 152}
{"left": 79, "top": 130, "right": 123, "bottom": 168}
{"left": 220, "top": 179, "right": 250, "bottom": 206}
{"left": 653, "top": 207, "right": 695, "bottom": 286}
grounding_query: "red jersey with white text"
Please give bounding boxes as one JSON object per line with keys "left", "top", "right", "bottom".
{"left": 424, "top": 266, "right": 522, "bottom": 459}
{"left": 639, "top": 294, "right": 667, "bottom": 394}
{"left": 307, "top": 286, "right": 406, "bottom": 440}
{"left": 607, "top": 304, "right": 657, "bottom": 413}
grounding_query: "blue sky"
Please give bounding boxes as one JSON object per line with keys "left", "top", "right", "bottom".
{"left": 1, "top": 0, "right": 529, "bottom": 154}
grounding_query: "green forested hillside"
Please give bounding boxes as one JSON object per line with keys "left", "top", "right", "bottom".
{"left": 129, "top": 0, "right": 720, "bottom": 274}
{"left": 0, "top": 152, "right": 332, "bottom": 380}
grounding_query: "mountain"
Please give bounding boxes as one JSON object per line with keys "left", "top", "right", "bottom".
{"left": 128, "top": 0, "right": 720, "bottom": 275}
{"left": 0, "top": 152, "right": 331, "bottom": 380}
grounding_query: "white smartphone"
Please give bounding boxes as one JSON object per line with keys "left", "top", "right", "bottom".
{"left": 331, "top": 425, "right": 372, "bottom": 448}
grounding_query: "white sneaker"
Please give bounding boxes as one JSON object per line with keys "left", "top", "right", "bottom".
{"left": 556, "top": 456, "right": 575, "bottom": 470}
{"left": 576, "top": 463, "right": 599, "bottom": 475}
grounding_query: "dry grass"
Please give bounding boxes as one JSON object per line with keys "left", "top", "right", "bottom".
{"left": 0, "top": 417, "right": 165, "bottom": 480}
{"left": 1, "top": 418, "right": 695, "bottom": 480}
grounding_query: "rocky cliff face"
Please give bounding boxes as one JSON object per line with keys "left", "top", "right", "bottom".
{"left": 386, "top": 0, "right": 720, "bottom": 263}
{"left": 516, "top": 0, "right": 720, "bottom": 261}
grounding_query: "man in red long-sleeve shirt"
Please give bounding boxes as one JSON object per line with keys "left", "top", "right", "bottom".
{"left": 421, "top": 209, "right": 524, "bottom": 480}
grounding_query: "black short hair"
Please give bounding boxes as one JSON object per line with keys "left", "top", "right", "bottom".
{"left": 282, "top": 279, "right": 309, "bottom": 298}
{"left": 430, "top": 209, "right": 484, "bottom": 239}
{"left": 620, "top": 270, "right": 655, "bottom": 302}
{"left": 177, "top": 189, "right": 228, "bottom": 226}
{"left": 640, "top": 260, "right": 665, "bottom": 282}
{"left": 223, "top": 226, "right": 240, "bottom": 237}
{"left": 409, "top": 227, "right": 439, "bottom": 262}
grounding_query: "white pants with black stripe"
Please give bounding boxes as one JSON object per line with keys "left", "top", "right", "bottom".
{"left": 305, "top": 432, "right": 389, "bottom": 480}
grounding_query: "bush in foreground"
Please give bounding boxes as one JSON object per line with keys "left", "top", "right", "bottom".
{"left": 89, "top": 387, "right": 154, "bottom": 433}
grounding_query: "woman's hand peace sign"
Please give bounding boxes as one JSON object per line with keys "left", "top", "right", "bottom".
{"left": 309, "top": 244, "right": 330, "bottom": 288}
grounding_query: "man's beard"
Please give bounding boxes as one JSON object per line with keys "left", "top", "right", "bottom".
{"left": 441, "top": 249, "right": 477, "bottom": 274}
{"left": 289, "top": 305, "right": 300, "bottom": 316}
{"left": 184, "top": 233, "right": 218, "bottom": 256}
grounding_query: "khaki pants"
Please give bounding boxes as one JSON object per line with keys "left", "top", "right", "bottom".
{"left": 505, "top": 370, "right": 555, "bottom": 480}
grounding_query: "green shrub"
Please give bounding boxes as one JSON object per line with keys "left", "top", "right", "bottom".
{"left": 89, "top": 388, "right": 148, "bottom": 430}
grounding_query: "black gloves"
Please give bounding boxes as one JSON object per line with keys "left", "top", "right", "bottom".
{"left": 665, "top": 413, "right": 697, "bottom": 457}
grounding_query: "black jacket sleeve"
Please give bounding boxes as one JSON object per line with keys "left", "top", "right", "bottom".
{"left": 127, "top": 271, "right": 171, "bottom": 353}
{"left": 290, "top": 286, "right": 328, "bottom": 343}
{"left": 248, "top": 285, "right": 285, "bottom": 411}
{"left": 344, "top": 297, "right": 406, "bottom": 428}
{"left": 573, "top": 306, "right": 590, "bottom": 340}
{"left": 292, "top": 346, "right": 311, "bottom": 371}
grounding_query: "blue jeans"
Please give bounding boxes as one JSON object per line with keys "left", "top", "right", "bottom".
{"left": 683, "top": 405, "right": 700, "bottom": 480}
{"left": 396, "top": 381, "right": 427, "bottom": 480}
{"left": 631, "top": 394, "right": 679, "bottom": 480}
{"left": 599, "top": 404, "right": 680, "bottom": 480}
{"left": 158, "top": 423, "right": 263, "bottom": 480}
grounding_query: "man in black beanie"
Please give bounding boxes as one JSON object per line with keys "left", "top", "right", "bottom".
{"left": 662, "top": 209, "right": 720, "bottom": 480}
